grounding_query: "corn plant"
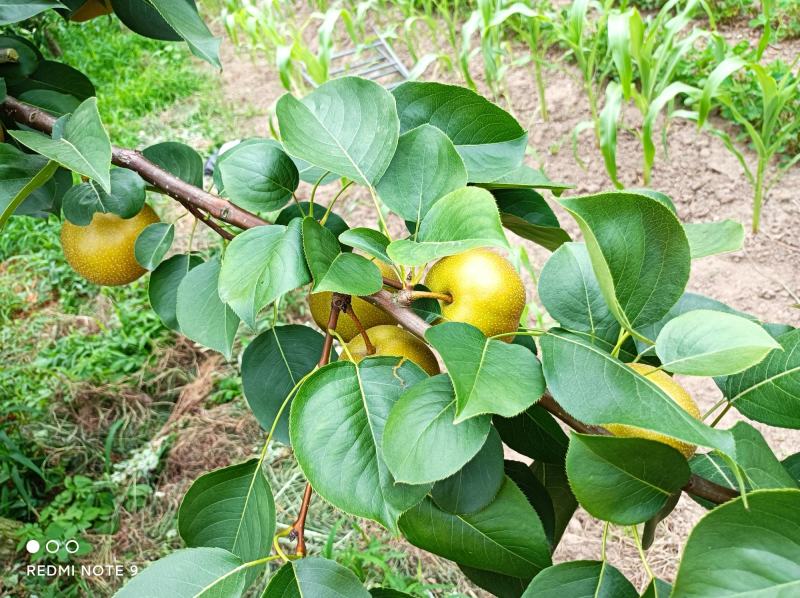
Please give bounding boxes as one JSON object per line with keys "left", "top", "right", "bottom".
{"left": 695, "top": 54, "right": 800, "bottom": 232}
{"left": 602, "top": 0, "right": 710, "bottom": 187}
{"left": 551, "top": 0, "right": 614, "bottom": 147}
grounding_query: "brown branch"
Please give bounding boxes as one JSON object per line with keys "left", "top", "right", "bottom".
{"left": 1, "top": 96, "right": 740, "bottom": 508}
{"left": 0, "top": 95, "right": 268, "bottom": 232}
{"left": 363, "top": 297, "right": 740, "bottom": 506}
{"left": 177, "top": 198, "right": 235, "bottom": 241}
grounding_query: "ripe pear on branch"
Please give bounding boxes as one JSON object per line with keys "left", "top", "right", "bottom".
{"left": 342, "top": 324, "right": 439, "bottom": 376}
{"left": 425, "top": 248, "right": 526, "bottom": 340}
{"left": 61, "top": 205, "right": 159, "bottom": 286}
{"left": 605, "top": 363, "right": 701, "bottom": 458}
{"left": 308, "top": 259, "right": 399, "bottom": 341}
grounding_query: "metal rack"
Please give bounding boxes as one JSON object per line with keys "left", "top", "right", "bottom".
{"left": 301, "top": 29, "right": 410, "bottom": 90}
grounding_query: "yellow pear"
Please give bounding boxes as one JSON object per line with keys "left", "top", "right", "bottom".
{"left": 70, "top": 0, "right": 113, "bottom": 22}
{"left": 61, "top": 205, "right": 159, "bottom": 286}
{"left": 425, "top": 248, "right": 526, "bottom": 340}
{"left": 308, "top": 259, "right": 399, "bottom": 341}
{"left": 342, "top": 325, "right": 439, "bottom": 376}
{"left": 604, "top": 363, "right": 701, "bottom": 458}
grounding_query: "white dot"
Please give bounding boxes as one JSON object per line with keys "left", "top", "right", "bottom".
{"left": 26, "top": 540, "right": 40, "bottom": 554}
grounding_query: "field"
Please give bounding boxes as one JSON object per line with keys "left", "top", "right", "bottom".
{"left": 1, "top": 1, "right": 799, "bottom": 597}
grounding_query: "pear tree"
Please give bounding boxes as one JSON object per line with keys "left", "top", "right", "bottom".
{"left": 2, "top": 4, "right": 800, "bottom": 597}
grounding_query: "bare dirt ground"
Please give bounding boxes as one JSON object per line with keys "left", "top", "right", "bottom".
{"left": 172, "top": 14, "right": 800, "bottom": 595}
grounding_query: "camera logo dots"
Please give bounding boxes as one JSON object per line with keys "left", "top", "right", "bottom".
{"left": 25, "top": 538, "right": 80, "bottom": 554}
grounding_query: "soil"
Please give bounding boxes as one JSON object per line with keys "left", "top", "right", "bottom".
{"left": 182, "top": 11, "right": 799, "bottom": 595}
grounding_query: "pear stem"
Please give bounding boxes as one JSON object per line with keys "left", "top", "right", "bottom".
{"left": 345, "top": 305, "right": 376, "bottom": 355}
{"left": 408, "top": 290, "right": 453, "bottom": 304}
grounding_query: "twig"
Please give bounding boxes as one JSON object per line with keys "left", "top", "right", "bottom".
{"left": 291, "top": 294, "right": 346, "bottom": 556}
{"left": 0, "top": 96, "right": 268, "bottom": 232}
{"left": 345, "top": 305, "right": 376, "bottom": 355}
{"left": 176, "top": 198, "right": 235, "bottom": 241}
{"left": 0, "top": 95, "right": 740, "bottom": 508}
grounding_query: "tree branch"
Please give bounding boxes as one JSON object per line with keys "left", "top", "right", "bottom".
{"left": 364, "top": 294, "right": 740, "bottom": 506}
{"left": 291, "top": 294, "right": 346, "bottom": 556}
{"left": 0, "top": 95, "right": 268, "bottom": 232}
{"left": 1, "top": 95, "right": 739, "bottom": 508}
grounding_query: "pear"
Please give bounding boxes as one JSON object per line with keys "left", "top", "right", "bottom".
{"left": 425, "top": 248, "right": 525, "bottom": 340}
{"left": 61, "top": 205, "right": 159, "bottom": 286}
{"left": 605, "top": 363, "right": 701, "bottom": 458}
{"left": 341, "top": 325, "right": 439, "bottom": 376}
{"left": 308, "top": 259, "right": 399, "bottom": 341}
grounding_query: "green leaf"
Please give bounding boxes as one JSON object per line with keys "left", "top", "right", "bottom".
{"left": 459, "top": 565, "right": 530, "bottom": 598}
{"left": 375, "top": 124, "right": 467, "bottom": 224}
{"left": 566, "top": 433, "right": 691, "bottom": 524}
{"left": 0, "top": 34, "right": 40, "bottom": 80}
{"left": 725, "top": 328, "right": 800, "bottom": 428}
{"left": 8, "top": 60, "right": 95, "bottom": 100}
{"left": 494, "top": 188, "right": 571, "bottom": 251}
{"left": 0, "top": 144, "right": 58, "bottom": 228}
{"left": 672, "top": 489, "right": 800, "bottom": 597}
{"left": 476, "top": 164, "right": 573, "bottom": 196}
{"left": 504, "top": 460, "right": 556, "bottom": 547}
{"left": 539, "top": 242, "right": 620, "bottom": 341}
{"left": 290, "top": 359, "right": 431, "bottom": 532}
{"left": 218, "top": 221, "right": 310, "bottom": 329}
{"left": 218, "top": 140, "right": 299, "bottom": 212}
{"left": 655, "top": 309, "right": 780, "bottom": 376}
{"left": 62, "top": 168, "right": 146, "bottom": 225}
{"left": 0, "top": 1, "right": 65, "bottom": 25}
{"left": 392, "top": 81, "right": 527, "bottom": 182}
{"left": 178, "top": 460, "right": 275, "bottom": 580}
{"left": 369, "top": 590, "right": 413, "bottom": 598}
{"left": 8, "top": 97, "right": 111, "bottom": 192}
{"left": 599, "top": 82, "right": 624, "bottom": 189}
{"left": 783, "top": 453, "right": 800, "bottom": 484}
{"left": 494, "top": 405, "right": 569, "bottom": 464}
{"left": 277, "top": 77, "right": 399, "bottom": 186}
{"left": 530, "top": 460, "right": 577, "bottom": 546}
{"left": 148, "top": 253, "right": 203, "bottom": 331}
{"left": 431, "top": 426, "right": 504, "bottom": 514}
{"left": 134, "top": 222, "right": 174, "bottom": 271}
{"left": 425, "top": 322, "right": 545, "bottom": 422}
{"left": 541, "top": 329, "right": 736, "bottom": 456}
{"left": 640, "top": 579, "right": 672, "bottom": 598}
{"left": 636, "top": 292, "right": 757, "bottom": 355}
{"left": 732, "top": 422, "right": 798, "bottom": 489}
{"left": 338, "top": 227, "right": 391, "bottom": 263}
{"left": 383, "top": 374, "right": 491, "bottom": 484}
{"left": 143, "top": 141, "right": 204, "bottom": 187}
{"left": 276, "top": 201, "right": 348, "bottom": 239}
{"left": 559, "top": 192, "right": 691, "bottom": 332}
{"left": 18, "top": 89, "right": 80, "bottom": 116}
{"left": 521, "top": 561, "right": 637, "bottom": 598}
{"left": 387, "top": 186, "right": 508, "bottom": 266}
{"left": 302, "top": 217, "right": 382, "bottom": 295}
{"left": 241, "top": 325, "right": 329, "bottom": 445}
{"left": 176, "top": 259, "right": 240, "bottom": 359}
{"left": 114, "top": 547, "right": 246, "bottom": 598}
{"left": 264, "top": 557, "right": 370, "bottom": 597}
{"left": 110, "top": 0, "right": 182, "bottom": 41}
{"left": 683, "top": 220, "right": 745, "bottom": 259}
{"left": 147, "top": 0, "right": 222, "bottom": 67}
{"left": 399, "top": 477, "right": 551, "bottom": 578}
